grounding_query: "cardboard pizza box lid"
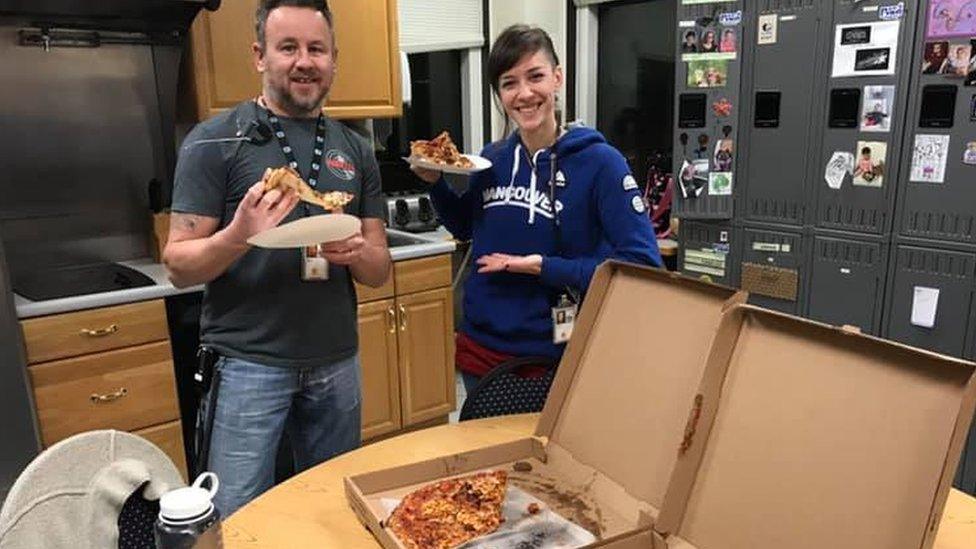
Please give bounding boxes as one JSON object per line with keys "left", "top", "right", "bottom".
{"left": 655, "top": 304, "right": 976, "bottom": 549}
{"left": 533, "top": 261, "right": 746, "bottom": 519}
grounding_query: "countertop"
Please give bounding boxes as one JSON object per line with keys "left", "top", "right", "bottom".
{"left": 13, "top": 228, "right": 455, "bottom": 319}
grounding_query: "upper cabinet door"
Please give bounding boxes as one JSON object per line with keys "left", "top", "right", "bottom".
{"left": 184, "top": 0, "right": 402, "bottom": 121}
{"left": 326, "top": 0, "right": 402, "bottom": 119}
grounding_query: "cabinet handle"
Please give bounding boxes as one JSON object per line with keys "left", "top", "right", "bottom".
{"left": 80, "top": 324, "right": 119, "bottom": 337}
{"left": 399, "top": 305, "right": 407, "bottom": 332}
{"left": 90, "top": 387, "right": 128, "bottom": 404}
{"left": 387, "top": 307, "right": 396, "bottom": 334}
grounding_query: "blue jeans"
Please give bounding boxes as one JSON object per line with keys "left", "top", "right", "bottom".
{"left": 198, "top": 354, "right": 362, "bottom": 517}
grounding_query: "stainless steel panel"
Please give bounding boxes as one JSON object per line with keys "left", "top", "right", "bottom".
{"left": 0, "top": 24, "right": 164, "bottom": 276}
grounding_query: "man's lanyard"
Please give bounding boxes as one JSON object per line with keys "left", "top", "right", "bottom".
{"left": 258, "top": 98, "right": 327, "bottom": 189}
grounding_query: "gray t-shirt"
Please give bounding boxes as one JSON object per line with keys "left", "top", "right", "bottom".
{"left": 172, "top": 101, "right": 386, "bottom": 368}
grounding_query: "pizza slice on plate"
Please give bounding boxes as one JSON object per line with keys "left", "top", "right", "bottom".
{"left": 386, "top": 470, "right": 508, "bottom": 549}
{"left": 410, "top": 131, "right": 474, "bottom": 169}
{"left": 262, "top": 166, "right": 354, "bottom": 211}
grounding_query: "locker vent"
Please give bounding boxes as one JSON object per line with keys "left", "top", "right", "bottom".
{"left": 682, "top": 4, "right": 732, "bottom": 18}
{"left": 748, "top": 198, "right": 804, "bottom": 226}
{"left": 898, "top": 247, "right": 973, "bottom": 279}
{"left": 760, "top": 0, "right": 818, "bottom": 12}
{"left": 815, "top": 239, "right": 878, "bottom": 267}
{"left": 820, "top": 205, "right": 887, "bottom": 233}
{"left": 675, "top": 195, "right": 733, "bottom": 219}
{"left": 903, "top": 209, "right": 976, "bottom": 243}
{"left": 687, "top": 223, "right": 716, "bottom": 243}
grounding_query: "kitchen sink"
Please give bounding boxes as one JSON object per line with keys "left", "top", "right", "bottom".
{"left": 386, "top": 230, "right": 432, "bottom": 248}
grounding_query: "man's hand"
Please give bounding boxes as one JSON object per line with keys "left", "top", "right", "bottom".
{"left": 224, "top": 179, "right": 300, "bottom": 245}
{"left": 476, "top": 253, "right": 543, "bottom": 275}
{"left": 318, "top": 233, "right": 366, "bottom": 266}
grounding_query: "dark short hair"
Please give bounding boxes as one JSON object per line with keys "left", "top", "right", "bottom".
{"left": 486, "top": 25, "right": 560, "bottom": 97}
{"left": 255, "top": 0, "right": 333, "bottom": 51}
{"left": 861, "top": 147, "right": 871, "bottom": 154}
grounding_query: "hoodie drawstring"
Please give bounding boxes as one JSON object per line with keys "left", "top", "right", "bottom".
{"left": 528, "top": 149, "right": 545, "bottom": 224}
{"left": 504, "top": 143, "right": 522, "bottom": 205}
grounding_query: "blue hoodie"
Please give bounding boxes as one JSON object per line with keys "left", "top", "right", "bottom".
{"left": 429, "top": 126, "right": 662, "bottom": 359}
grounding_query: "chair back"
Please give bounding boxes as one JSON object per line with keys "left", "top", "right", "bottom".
{"left": 0, "top": 430, "right": 184, "bottom": 549}
{"left": 459, "top": 356, "right": 558, "bottom": 421}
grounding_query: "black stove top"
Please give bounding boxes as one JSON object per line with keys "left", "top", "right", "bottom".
{"left": 13, "top": 262, "right": 156, "bottom": 301}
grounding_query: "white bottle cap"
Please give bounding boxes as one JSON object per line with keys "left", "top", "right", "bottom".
{"left": 159, "top": 472, "right": 219, "bottom": 522}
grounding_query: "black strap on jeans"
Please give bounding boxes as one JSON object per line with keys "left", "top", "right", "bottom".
{"left": 193, "top": 348, "right": 222, "bottom": 478}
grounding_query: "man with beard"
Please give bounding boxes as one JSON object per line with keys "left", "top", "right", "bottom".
{"left": 164, "top": 0, "right": 390, "bottom": 516}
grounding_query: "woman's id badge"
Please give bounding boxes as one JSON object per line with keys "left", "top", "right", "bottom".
{"left": 552, "top": 295, "right": 577, "bottom": 344}
{"left": 301, "top": 246, "right": 329, "bottom": 281}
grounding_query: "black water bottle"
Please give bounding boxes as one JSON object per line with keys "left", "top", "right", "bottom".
{"left": 154, "top": 472, "right": 223, "bottom": 549}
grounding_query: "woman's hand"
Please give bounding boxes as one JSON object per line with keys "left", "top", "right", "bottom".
{"left": 410, "top": 165, "right": 442, "bottom": 184}
{"left": 476, "top": 253, "right": 543, "bottom": 275}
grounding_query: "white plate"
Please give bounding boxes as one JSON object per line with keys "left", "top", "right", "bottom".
{"left": 247, "top": 214, "right": 361, "bottom": 249}
{"left": 404, "top": 154, "right": 492, "bottom": 175}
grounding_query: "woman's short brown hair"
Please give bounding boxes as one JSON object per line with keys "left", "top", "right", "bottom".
{"left": 486, "top": 24, "right": 560, "bottom": 97}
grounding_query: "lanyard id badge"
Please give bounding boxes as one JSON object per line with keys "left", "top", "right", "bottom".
{"left": 552, "top": 294, "right": 578, "bottom": 344}
{"left": 302, "top": 245, "right": 329, "bottom": 281}
{"left": 259, "top": 97, "right": 331, "bottom": 283}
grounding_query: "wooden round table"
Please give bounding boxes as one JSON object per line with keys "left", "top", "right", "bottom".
{"left": 223, "top": 413, "right": 976, "bottom": 548}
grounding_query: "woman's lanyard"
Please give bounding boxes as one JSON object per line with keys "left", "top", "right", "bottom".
{"left": 545, "top": 149, "right": 581, "bottom": 306}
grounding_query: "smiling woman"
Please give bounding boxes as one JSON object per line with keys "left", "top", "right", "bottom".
{"left": 410, "top": 24, "right": 662, "bottom": 394}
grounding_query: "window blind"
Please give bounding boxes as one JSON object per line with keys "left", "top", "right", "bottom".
{"left": 399, "top": 0, "right": 484, "bottom": 53}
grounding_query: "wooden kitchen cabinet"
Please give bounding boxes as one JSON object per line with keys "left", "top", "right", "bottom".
{"left": 20, "top": 299, "right": 187, "bottom": 480}
{"left": 396, "top": 287, "right": 456, "bottom": 426}
{"left": 28, "top": 341, "right": 180, "bottom": 447}
{"left": 357, "top": 298, "right": 401, "bottom": 441}
{"left": 184, "top": 0, "right": 402, "bottom": 121}
{"left": 357, "top": 254, "right": 456, "bottom": 441}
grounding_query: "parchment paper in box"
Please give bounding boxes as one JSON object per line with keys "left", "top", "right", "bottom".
{"left": 655, "top": 305, "right": 976, "bottom": 549}
{"left": 345, "top": 261, "right": 746, "bottom": 548}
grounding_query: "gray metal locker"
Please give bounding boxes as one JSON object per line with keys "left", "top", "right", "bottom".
{"left": 739, "top": 0, "right": 829, "bottom": 227}
{"left": 813, "top": 2, "right": 920, "bottom": 235}
{"left": 678, "top": 220, "right": 738, "bottom": 287}
{"left": 883, "top": 244, "right": 975, "bottom": 358}
{"left": 672, "top": 1, "right": 743, "bottom": 220}
{"left": 894, "top": 0, "right": 976, "bottom": 245}
{"left": 739, "top": 224, "right": 808, "bottom": 314}
{"left": 806, "top": 232, "right": 889, "bottom": 334}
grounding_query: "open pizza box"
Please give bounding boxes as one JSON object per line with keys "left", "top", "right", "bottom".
{"left": 650, "top": 304, "right": 976, "bottom": 549}
{"left": 345, "top": 261, "right": 746, "bottom": 548}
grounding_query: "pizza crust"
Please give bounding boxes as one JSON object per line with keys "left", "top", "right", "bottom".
{"left": 262, "top": 166, "right": 354, "bottom": 212}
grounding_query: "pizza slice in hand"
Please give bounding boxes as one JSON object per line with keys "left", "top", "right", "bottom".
{"left": 410, "top": 131, "right": 474, "bottom": 169}
{"left": 262, "top": 166, "right": 354, "bottom": 212}
{"left": 386, "top": 470, "right": 508, "bottom": 549}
